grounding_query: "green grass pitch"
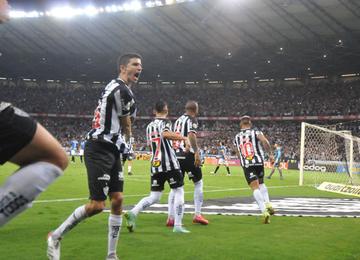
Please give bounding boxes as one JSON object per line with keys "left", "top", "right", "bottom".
{"left": 0, "top": 160, "right": 359, "bottom": 259}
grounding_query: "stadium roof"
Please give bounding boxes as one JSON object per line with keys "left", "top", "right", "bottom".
{"left": 1, "top": 0, "right": 360, "bottom": 81}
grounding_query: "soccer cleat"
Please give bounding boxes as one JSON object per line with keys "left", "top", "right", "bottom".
{"left": 106, "top": 253, "right": 119, "bottom": 260}
{"left": 166, "top": 218, "right": 174, "bottom": 227}
{"left": 193, "top": 214, "right": 209, "bottom": 225}
{"left": 124, "top": 211, "right": 136, "bottom": 232}
{"left": 262, "top": 212, "right": 271, "bottom": 224}
{"left": 47, "top": 232, "right": 61, "bottom": 260}
{"left": 173, "top": 226, "right": 191, "bottom": 233}
{"left": 128, "top": 172, "right": 133, "bottom": 176}
{"left": 226, "top": 173, "right": 231, "bottom": 176}
{"left": 266, "top": 203, "right": 275, "bottom": 215}
{"left": 266, "top": 176, "right": 271, "bottom": 179}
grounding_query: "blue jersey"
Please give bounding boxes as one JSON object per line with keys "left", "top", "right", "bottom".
{"left": 80, "top": 141, "right": 86, "bottom": 150}
{"left": 70, "top": 140, "right": 78, "bottom": 151}
{"left": 274, "top": 147, "right": 282, "bottom": 163}
{"left": 199, "top": 149, "right": 205, "bottom": 162}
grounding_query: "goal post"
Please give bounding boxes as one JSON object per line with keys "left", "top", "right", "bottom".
{"left": 299, "top": 122, "right": 360, "bottom": 187}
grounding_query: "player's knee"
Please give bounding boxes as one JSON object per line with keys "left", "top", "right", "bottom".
{"left": 150, "top": 192, "right": 162, "bottom": 204}
{"left": 52, "top": 149, "right": 69, "bottom": 170}
{"left": 111, "top": 195, "right": 123, "bottom": 208}
{"left": 86, "top": 201, "right": 106, "bottom": 216}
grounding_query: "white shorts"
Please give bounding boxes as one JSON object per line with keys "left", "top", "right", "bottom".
{"left": 218, "top": 158, "right": 228, "bottom": 165}
{"left": 70, "top": 150, "right": 77, "bottom": 156}
{"left": 79, "top": 149, "right": 84, "bottom": 156}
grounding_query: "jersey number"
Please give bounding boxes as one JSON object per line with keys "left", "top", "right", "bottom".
{"left": 151, "top": 137, "right": 161, "bottom": 167}
{"left": 239, "top": 141, "right": 255, "bottom": 160}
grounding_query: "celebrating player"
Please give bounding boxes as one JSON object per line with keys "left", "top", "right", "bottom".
{"left": 124, "top": 100, "right": 190, "bottom": 233}
{"left": 167, "top": 101, "right": 209, "bottom": 226}
{"left": 234, "top": 116, "right": 275, "bottom": 224}
{"left": 47, "top": 53, "right": 142, "bottom": 260}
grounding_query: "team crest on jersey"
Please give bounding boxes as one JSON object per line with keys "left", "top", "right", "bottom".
{"left": 152, "top": 160, "right": 161, "bottom": 167}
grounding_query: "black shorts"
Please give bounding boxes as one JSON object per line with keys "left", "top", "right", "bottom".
{"left": 84, "top": 140, "right": 124, "bottom": 201}
{"left": 122, "top": 152, "right": 134, "bottom": 163}
{"left": 178, "top": 153, "right": 202, "bottom": 183}
{"left": 242, "top": 165, "right": 265, "bottom": 185}
{"left": 0, "top": 105, "right": 37, "bottom": 165}
{"left": 150, "top": 169, "right": 184, "bottom": 192}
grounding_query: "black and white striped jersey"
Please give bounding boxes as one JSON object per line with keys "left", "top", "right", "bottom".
{"left": 87, "top": 78, "right": 136, "bottom": 149}
{"left": 234, "top": 127, "right": 265, "bottom": 167}
{"left": 146, "top": 118, "right": 180, "bottom": 173}
{"left": 172, "top": 114, "right": 198, "bottom": 155}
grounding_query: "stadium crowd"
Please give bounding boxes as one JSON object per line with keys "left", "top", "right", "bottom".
{"left": 2, "top": 77, "right": 359, "bottom": 160}
{"left": 1, "top": 78, "right": 360, "bottom": 117}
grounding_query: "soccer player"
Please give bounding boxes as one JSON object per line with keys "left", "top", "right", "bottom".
{"left": 0, "top": 0, "right": 68, "bottom": 228}
{"left": 124, "top": 100, "right": 190, "bottom": 233}
{"left": 69, "top": 138, "right": 79, "bottom": 163}
{"left": 47, "top": 53, "right": 142, "bottom": 260}
{"left": 234, "top": 116, "right": 275, "bottom": 224}
{"left": 167, "top": 101, "right": 209, "bottom": 226}
{"left": 79, "top": 139, "right": 86, "bottom": 164}
{"left": 211, "top": 142, "right": 231, "bottom": 176}
{"left": 267, "top": 143, "right": 284, "bottom": 180}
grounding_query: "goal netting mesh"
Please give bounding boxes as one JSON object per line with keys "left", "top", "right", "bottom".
{"left": 299, "top": 122, "right": 360, "bottom": 186}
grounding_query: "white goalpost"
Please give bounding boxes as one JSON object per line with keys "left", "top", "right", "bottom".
{"left": 299, "top": 122, "right": 360, "bottom": 187}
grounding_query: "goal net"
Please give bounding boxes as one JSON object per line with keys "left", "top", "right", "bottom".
{"left": 299, "top": 122, "right": 360, "bottom": 186}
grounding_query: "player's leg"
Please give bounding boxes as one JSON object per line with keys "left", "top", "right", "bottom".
{"left": 0, "top": 106, "right": 67, "bottom": 227}
{"left": 257, "top": 166, "right": 274, "bottom": 215}
{"left": 107, "top": 156, "right": 124, "bottom": 260}
{"left": 167, "top": 170, "right": 189, "bottom": 233}
{"left": 188, "top": 154, "right": 208, "bottom": 225}
{"left": 244, "top": 166, "right": 269, "bottom": 224}
{"left": 225, "top": 161, "right": 231, "bottom": 176}
{"left": 167, "top": 188, "right": 175, "bottom": 226}
{"left": 127, "top": 158, "right": 133, "bottom": 175}
{"left": 212, "top": 163, "right": 220, "bottom": 174}
{"left": 125, "top": 173, "right": 164, "bottom": 232}
{"left": 267, "top": 165, "right": 275, "bottom": 179}
{"left": 278, "top": 166, "right": 284, "bottom": 180}
{"left": 47, "top": 140, "right": 113, "bottom": 259}
{"left": 167, "top": 159, "right": 186, "bottom": 226}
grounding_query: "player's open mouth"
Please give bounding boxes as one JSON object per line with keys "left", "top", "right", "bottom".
{"left": 134, "top": 72, "right": 140, "bottom": 78}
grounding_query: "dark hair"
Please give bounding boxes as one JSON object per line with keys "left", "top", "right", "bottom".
{"left": 154, "top": 100, "right": 168, "bottom": 113}
{"left": 117, "top": 53, "right": 142, "bottom": 70}
{"left": 185, "top": 100, "right": 198, "bottom": 112}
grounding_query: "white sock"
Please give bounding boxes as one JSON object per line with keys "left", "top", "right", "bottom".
{"left": 194, "top": 180, "right": 203, "bottom": 216}
{"left": 167, "top": 189, "right": 175, "bottom": 220}
{"left": 52, "top": 205, "right": 87, "bottom": 240}
{"left": 131, "top": 191, "right": 162, "bottom": 216}
{"left": 0, "top": 162, "right": 63, "bottom": 227}
{"left": 173, "top": 187, "right": 185, "bottom": 227}
{"left": 253, "top": 189, "right": 266, "bottom": 213}
{"left": 128, "top": 165, "right": 132, "bottom": 173}
{"left": 107, "top": 214, "right": 122, "bottom": 257}
{"left": 259, "top": 184, "right": 270, "bottom": 204}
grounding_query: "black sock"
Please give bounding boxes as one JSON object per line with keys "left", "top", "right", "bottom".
{"left": 226, "top": 167, "right": 231, "bottom": 175}
{"left": 214, "top": 166, "right": 220, "bottom": 173}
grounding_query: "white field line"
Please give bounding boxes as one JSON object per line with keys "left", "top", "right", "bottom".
{"left": 34, "top": 185, "right": 303, "bottom": 204}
